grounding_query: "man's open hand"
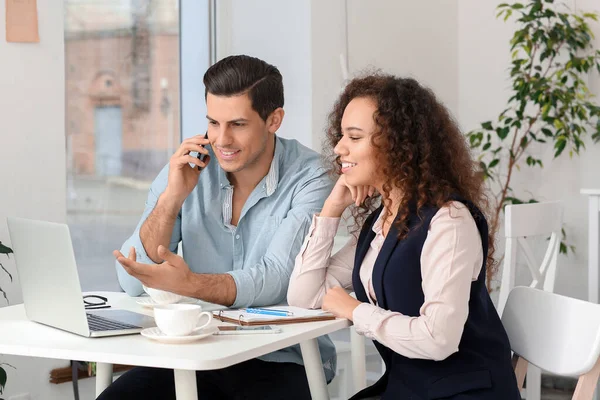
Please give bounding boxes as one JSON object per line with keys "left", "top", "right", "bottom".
{"left": 113, "top": 245, "right": 193, "bottom": 294}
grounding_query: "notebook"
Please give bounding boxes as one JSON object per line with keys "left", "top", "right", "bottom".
{"left": 213, "top": 306, "right": 336, "bottom": 326}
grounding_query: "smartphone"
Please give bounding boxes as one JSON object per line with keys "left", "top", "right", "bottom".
{"left": 216, "top": 325, "right": 282, "bottom": 335}
{"left": 196, "top": 131, "right": 209, "bottom": 171}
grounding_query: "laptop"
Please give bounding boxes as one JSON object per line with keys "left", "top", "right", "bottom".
{"left": 7, "top": 216, "right": 155, "bottom": 337}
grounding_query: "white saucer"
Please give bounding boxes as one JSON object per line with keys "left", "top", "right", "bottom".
{"left": 140, "top": 326, "right": 218, "bottom": 343}
{"left": 136, "top": 296, "right": 199, "bottom": 308}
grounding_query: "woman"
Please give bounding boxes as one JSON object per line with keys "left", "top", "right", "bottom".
{"left": 287, "top": 74, "right": 520, "bottom": 399}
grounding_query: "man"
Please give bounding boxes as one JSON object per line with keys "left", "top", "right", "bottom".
{"left": 99, "top": 55, "right": 336, "bottom": 399}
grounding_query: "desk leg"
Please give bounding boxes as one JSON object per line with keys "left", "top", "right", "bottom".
{"left": 589, "top": 196, "right": 600, "bottom": 304}
{"left": 174, "top": 369, "right": 198, "bottom": 400}
{"left": 95, "top": 362, "right": 113, "bottom": 397}
{"left": 588, "top": 195, "right": 600, "bottom": 400}
{"left": 350, "top": 326, "right": 367, "bottom": 393}
{"left": 300, "top": 338, "right": 329, "bottom": 400}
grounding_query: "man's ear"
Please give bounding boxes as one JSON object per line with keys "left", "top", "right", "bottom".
{"left": 266, "top": 108, "right": 285, "bottom": 134}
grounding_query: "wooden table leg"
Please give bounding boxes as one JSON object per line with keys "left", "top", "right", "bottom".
{"left": 300, "top": 338, "right": 329, "bottom": 400}
{"left": 174, "top": 369, "right": 198, "bottom": 400}
{"left": 95, "top": 362, "right": 113, "bottom": 397}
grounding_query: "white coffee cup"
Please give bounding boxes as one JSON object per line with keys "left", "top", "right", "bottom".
{"left": 153, "top": 304, "right": 213, "bottom": 336}
{"left": 143, "top": 285, "right": 183, "bottom": 305}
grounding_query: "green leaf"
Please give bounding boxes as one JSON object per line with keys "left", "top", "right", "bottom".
{"left": 481, "top": 121, "right": 494, "bottom": 130}
{"left": 482, "top": 142, "right": 492, "bottom": 151}
{"left": 520, "top": 136, "right": 528, "bottom": 148}
{"left": 478, "top": 161, "right": 491, "bottom": 179}
{"left": 0, "top": 243, "right": 12, "bottom": 255}
{"left": 527, "top": 156, "right": 535, "bottom": 166}
{"left": 554, "top": 138, "right": 567, "bottom": 157}
{"left": 560, "top": 242, "right": 567, "bottom": 254}
{"left": 541, "top": 128, "right": 553, "bottom": 137}
{"left": 504, "top": 197, "right": 524, "bottom": 205}
{"left": 497, "top": 127, "right": 510, "bottom": 140}
{"left": 0, "top": 366, "right": 5, "bottom": 394}
{"left": 488, "top": 159, "right": 500, "bottom": 168}
{"left": 541, "top": 103, "right": 550, "bottom": 118}
{"left": 468, "top": 131, "right": 484, "bottom": 148}
{"left": 554, "top": 119, "right": 564, "bottom": 129}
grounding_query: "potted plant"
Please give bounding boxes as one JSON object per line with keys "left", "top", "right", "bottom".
{"left": 466, "top": 0, "right": 600, "bottom": 288}
{"left": 0, "top": 361, "right": 15, "bottom": 400}
{"left": 0, "top": 242, "right": 13, "bottom": 305}
{"left": 0, "top": 241, "right": 14, "bottom": 398}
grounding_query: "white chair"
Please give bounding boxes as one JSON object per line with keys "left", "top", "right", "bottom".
{"left": 497, "top": 201, "right": 563, "bottom": 400}
{"left": 502, "top": 286, "right": 600, "bottom": 400}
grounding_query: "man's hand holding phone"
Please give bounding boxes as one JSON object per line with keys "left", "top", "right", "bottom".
{"left": 164, "top": 133, "right": 211, "bottom": 206}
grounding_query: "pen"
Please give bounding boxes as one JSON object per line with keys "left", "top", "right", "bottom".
{"left": 245, "top": 308, "right": 293, "bottom": 317}
{"left": 85, "top": 305, "right": 112, "bottom": 310}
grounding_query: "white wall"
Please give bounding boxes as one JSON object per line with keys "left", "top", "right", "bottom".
{"left": 0, "top": 3, "right": 97, "bottom": 400}
{"left": 216, "top": 0, "right": 313, "bottom": 149}
{"left": 310, "top": 0, "right": 347, "bottom": 150}
{"left": 347, "top": 0, "right": 459, "bottom": 116}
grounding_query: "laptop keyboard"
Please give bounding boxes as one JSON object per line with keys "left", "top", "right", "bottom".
{"left": 86, "top": 313, "right": 141, "bottom": 331}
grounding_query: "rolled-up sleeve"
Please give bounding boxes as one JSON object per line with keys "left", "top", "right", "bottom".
{"left": 287, "top": 215, "right": 356, "bottom": 309}
{"left": 227, "top": 170, "right": 334, "bottom": 308}
{"left": 116, "top": 164, "right": 182, "bottom": 296}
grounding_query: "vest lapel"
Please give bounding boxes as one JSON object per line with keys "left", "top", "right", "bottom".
{"left": 353, "top": 207, "right": 382, "bottom": 303}
{"left": 371, "top": 221, "right": 400, "bottom": 310}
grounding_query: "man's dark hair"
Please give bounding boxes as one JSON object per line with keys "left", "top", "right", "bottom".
{"left": 203, "top": 55, "right": 284, "bottom": 121}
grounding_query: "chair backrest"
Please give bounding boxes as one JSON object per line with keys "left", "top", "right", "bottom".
{"left": 497, "top": 201, "right": 563, "bottom": 315}
{"left": 502, "top": 287, "right": 600, "bottom": 377}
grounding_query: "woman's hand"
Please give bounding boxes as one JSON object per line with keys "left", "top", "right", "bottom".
{"left": 322, "top": 286, "right": 362, "bottom": 321}
{"left": 320, "top": 175, "right": 375, "bottom": 218}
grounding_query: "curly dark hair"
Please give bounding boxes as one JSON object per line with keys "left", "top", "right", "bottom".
{"left": 324, "top": 73, "right": 497, "bottom": 279}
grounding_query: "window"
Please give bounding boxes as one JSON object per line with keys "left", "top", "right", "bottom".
{"left": 65, "top": 0, "right": 181, "bottom": 291}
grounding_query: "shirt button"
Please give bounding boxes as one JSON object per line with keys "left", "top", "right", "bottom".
{"left": 225, "top": 203, "right": 229, "bottom": 208}
{"left": 235, "top": 235, "right": 240, "bottom": 239}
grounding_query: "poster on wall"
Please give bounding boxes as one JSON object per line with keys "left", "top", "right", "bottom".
{"left": 5, "top": 0, "right": 39, "bottom": 43}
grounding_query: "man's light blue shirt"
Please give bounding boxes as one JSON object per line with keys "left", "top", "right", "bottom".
{"left": 116, "top": 136, "right": 337, "bottom": 380}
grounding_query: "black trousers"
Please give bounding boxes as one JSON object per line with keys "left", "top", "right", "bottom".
{"left": 96, "top": 358, "right": 312, "bottom": 400}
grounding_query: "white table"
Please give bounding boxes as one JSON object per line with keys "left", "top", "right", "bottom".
{"left": 0, "top": 292, "right": 350, "bottom": 400}
{"left": 582, "top": 189, "right": 600, "bottom": 304}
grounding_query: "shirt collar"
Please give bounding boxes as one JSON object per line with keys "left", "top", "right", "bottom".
{"left": 264, "top": 136, "right": 282, "bottom": 196}
{"left": 218, "top": 135, "right": 282, "bottom": 197}
{"left": 372, "top": 207, "right": 386, "bottom": 236}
